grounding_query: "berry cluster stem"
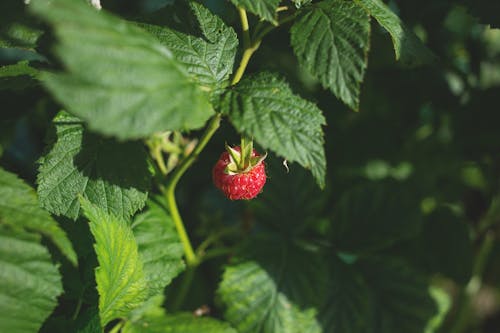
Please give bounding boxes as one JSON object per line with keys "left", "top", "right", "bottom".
{"left": 164, "top": 113, "right": 222, "bottom": 267}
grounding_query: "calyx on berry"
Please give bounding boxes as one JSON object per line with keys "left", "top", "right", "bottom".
{"left": 224, "top": 138, "right": 267, "bottom": 175}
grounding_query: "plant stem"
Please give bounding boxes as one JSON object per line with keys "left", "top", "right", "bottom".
{"left": 109, "top": 320, "right": 125, "bottom": 333}
{"left": 171, "top": 267, "right": 195, "bottom": 311}
{"left": 164, "top": 114, "right": 222, "bottom": 267}
{"left": 231, "top": 8, "right": 262, "bottom": 85}
{"left": 449, "top": 231, "right": 495, "bottom": 333}
{"left": 202, "top": 246, "right": 236, "bottom": 262}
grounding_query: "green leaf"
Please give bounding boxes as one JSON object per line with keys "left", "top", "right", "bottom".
{"left": 0, "top": 225, "right": 63, "bottom": 333}
{"left": 0, "top": 21, "right": 43, "bottom": 50}
{"left": 81, "top": 198, "right": 148, "bottom": 326}
{"left": 0, "top": 61, "right": 38, "bottom": 91}
{"left": 0, "top": 167, "right": 77, "bottom": 265}
{"left": 123, "top": 312, "right": 237, "bottom": 333}
{"left": 406, "top": 208, "right": 473, "bottom": 285}
{"left": 250, "top": 157, "right": 326, "bottom": 234}
{"left": 358, "top": 257, "right": 450, "bottom": 333}
{"left": 132, "top": 198, "right": 185, "bottom": 298}
{"left": 141, "top": 3, "right": 238, "bottom": 90}
{"left": 75, "top": 308, "right": 102, "bottom": 333}
{"left": 330, "top": 181, "right": 422, "bottom": 253}
{"left": 217, "top": 72, "right": 326, "bottom": 188}
{"left": 319, "top": 257, "right": 371, "bottom": 333}
{"left": 37, "top": 112, "right": 151, "bottom": 221}
{"left": 30, "top": 0, "right": 213, "bottom": 140}
{"left": 290, "top": 0, "right": 371, "bottom": 110}
{"left": 354, "top": 0, "right": 436, "bottom": 66}
{"left": 218, "top": 235, "right": 323, "bottom": 333}
{"left": 230, "top": 0, "right": 280, "bottom": 23}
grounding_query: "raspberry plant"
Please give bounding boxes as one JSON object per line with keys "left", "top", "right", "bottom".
{"left": 1, "top": 0, "right": 500, "bottom": 333}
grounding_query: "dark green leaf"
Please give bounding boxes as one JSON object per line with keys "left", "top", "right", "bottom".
{"left": 30, "top": 0, "right": 213, "bottom": 139}
{"left": 291, "top": 0, "right": 371, "bottom": 110}
{"left": 0, "top": 167, "right": 77, "bottom": 265}
{"left": 141, "top": 3, "right": 238, "bottom": 90}
{"left": 354, "top": 0, "right": 436, "bottom": 66}
{"left": 230, "top": 0, "right": 280, "bottom": 23}
{"left": 358, "top": 257, "right": 450, "bottom": 333}
{"left": 81, "top": 198, "right": 148, "bottom": 326}
{"left": 319, "top": 257, "right": 371, "bottom": 333}
{"left": 37, "top": 112, "right": 151, "bottom": 221}
{"left": 217, "top": 72, "right": 326, "bottom": 188}
{"left": 218, "top": 235, "right": 324, "bottom": 333}
{"left": 250, "top": 157, "right": 327, "bottom": 234}
{"left": 422, "top": 210, "right": 473, "bottom": 284}
{"left": 330, "top": 181, "right": 422, "bottom": 253}
{"left": 132, "top": 198, "right": 185, "bottom": 298}
{"left": 0, "top": 225, "right": 63, "bottom": 333}
{"left": 0, "top": 61, "right": 38, "bottom": 91}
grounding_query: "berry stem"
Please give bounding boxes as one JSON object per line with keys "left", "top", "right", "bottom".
{"left": 164, "top": 113, "right": 222, "bottom": 267}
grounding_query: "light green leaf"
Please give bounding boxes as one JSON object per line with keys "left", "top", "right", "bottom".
{"left": 0, "top": 167, "right": 77, "bottom": 265}
{"left": 132, "top": 198, "right": 185, "bottom": 297}
{"left": 0, "top": 225, "right": 63, "bottom": 333}
{"left": 290, "top": 0, "right": 371, "bottom": 110}
{"left": 230, "top": 0, "right": 280, "bottom": 23}
{"left": 330, "top": 181, "right": 422, "bottom": 253}
{"left": 319, "top": 257, "right": 371, "bottom": 333}
{"left": 217, "top": 72, "right": 326, "bottom": 188}
{"left": 141, "top": 3, "right": 238, "bottom": 90}
{"left": 123, "top": 312, "right": 237, "bottom": 333}
{"left": 358, "top": 257, "right": 450, "bottom": 333}
{"left": 30, "top": 0, "right": 213, "bottom": 139}
{"left": 81, "top": 198, "right": 148, "bottom": 326}
{"left": 354, "top": 0, "right": 435, "bottom": 66}
{"left": 218, "top": 236, "right": 324, "bottom": 333}
{"left": 37, "top": 112, "right": 151, "bottom": 221}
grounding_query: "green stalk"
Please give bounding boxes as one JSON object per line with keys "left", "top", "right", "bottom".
{"left": 449, "top": 231, "right": 495, "bottom": 333}
{"left": 231, "top": 8, "right": 261, "bottom": 86}
{"left": 164, "top": 114, "right": 222, "bottom": 267}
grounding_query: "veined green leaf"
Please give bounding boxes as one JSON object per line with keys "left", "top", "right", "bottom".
{"left": 217, "top": 72, "right": 326, "bottom": 188}
{"left": 218, "top": 235, "right": 324, "bottom": 333}
{"left": 123, "top": 312, "right": 237, "bottom": 333}
{"left": 354, "top": 0, "right": 436, "bottom": 66}
{"left": 0, "top": 167, "right": 77, "bottom": 265}
{"left": 37, "top": 112, "right": 151, "bottom": 221}
{"left": 330, "top": 181, "right": 422, "bottom": 253}
{"left": 230, "top": 0, "right": 280, "bottom": 23}
{"left": 141, "top": 3, "right": 238, "bottom": 90}
{"left": 29, "top": 0, "right": 213, "bottom": 139}
{"left": 132, "top": 198, "right": 185, "bottom": 297}
{"left": 81, "top": 198, "right": 148, "bottom": 326}
{"left": 0, "top": 225, "right": 62, "bottom": 333}
{"left": 319, "top": 257, "right": 371, "bottom": 333}
{"left": 291, "top": 0, "right": 371, "bottom": 110}
{"left": 358, "top": 257, "right": 450, "bottom": 333}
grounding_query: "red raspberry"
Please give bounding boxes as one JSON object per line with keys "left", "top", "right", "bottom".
{"left": 212, "top": 147, "right": 266, "bottom": 200}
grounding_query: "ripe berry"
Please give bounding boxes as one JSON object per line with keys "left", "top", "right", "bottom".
{"left": 212, "top": 146, "right": 266, "bottom": 200}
